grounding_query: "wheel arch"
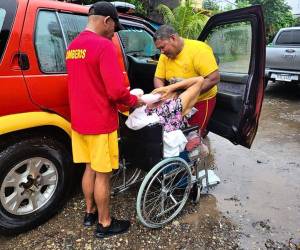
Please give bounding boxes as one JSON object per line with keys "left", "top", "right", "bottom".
{"left": 0, "top": 112, "right": 72, "bottom": 153}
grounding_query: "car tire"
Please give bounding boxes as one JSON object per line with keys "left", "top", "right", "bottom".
{"left": 0, "top": 137, "right": 73, "bottom": 235}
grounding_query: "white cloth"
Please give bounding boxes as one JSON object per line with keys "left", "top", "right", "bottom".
{"left": 126, "top": 107, "right": 187, "bottom": 157}
{"left": 163, "top": 130, "right": 187, "bottom": 157}
{"left": 125, "top": 106, "right": 159, "bottom": 130}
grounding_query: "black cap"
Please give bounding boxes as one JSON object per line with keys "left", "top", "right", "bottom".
{"left": 88, "top": 1, "right": 124, "bottom": 32}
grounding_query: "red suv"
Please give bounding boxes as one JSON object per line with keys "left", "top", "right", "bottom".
{"left": 0, "top": 0, "right": 265, "bottom": 234}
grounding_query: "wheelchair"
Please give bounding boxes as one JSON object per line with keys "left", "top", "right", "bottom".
{"left": 111, "top": 113, "right": 210, "bottom": 228}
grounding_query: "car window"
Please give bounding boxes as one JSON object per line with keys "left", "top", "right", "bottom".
{"left": 58, "top": 12, "right": 87, "bottom": 46}
{"left": 0, "top": 9, "right": 5, "bottom": 30}
{"left": 206, "top": 21, "right": 252, "bottom": 74}
{"left": 275, "top": 30, "right": 300, "bottom": 45}
{"left": 0, "top": 0, "right": 17, "bottom": 62}
{"left": 35, "top": 11, "right": 66, "bottom": 73}
{"left": 118, "top": 28, "right": 159, "bottom": 57}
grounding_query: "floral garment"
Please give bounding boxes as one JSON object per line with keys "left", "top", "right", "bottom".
{"left": 145, "top": 98, "right": 188, "bottom": 132}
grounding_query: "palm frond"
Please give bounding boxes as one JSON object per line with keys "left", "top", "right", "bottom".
{"left": 184, "top": 14, "right": 209, "bottom": 39}
{"left": 181, "top": 0, "right": 195, "bottom": 8}
{"left": 157, "top": 1, "right": 210, "bottom": 39}
{"left": 156, "top": 4, "right": 175, "bottom": 26}
{"left": 173, "top": 5, "right": 195, "bottom": 36}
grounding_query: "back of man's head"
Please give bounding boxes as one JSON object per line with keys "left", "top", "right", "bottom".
{"left": 153, "top": 25, "right": 178, "bottom": 41}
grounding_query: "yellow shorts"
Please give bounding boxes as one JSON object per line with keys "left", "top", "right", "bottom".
{"left": 71, "top": 130, "right": 119, "bottom": 173}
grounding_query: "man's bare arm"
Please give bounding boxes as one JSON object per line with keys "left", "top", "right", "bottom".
{"left": 152, "top": 76, "right": 204, "bottom": 100}
{"left": 201, "top": 70, "right": 220, "bottom": 94}
{"left": 154, "top": 77, "right": 165, "bottom": 88}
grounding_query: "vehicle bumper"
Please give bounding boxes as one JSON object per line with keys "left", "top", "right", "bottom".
{"left": 265, "top": 68, "right": 300, "bottom": 82}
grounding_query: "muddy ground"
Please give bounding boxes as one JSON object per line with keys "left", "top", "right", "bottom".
{"left": 211, "top": 81, "right": 300, "bottom": 249}
{"left": 0, "top": 81, "right": 299, "bottom": 249}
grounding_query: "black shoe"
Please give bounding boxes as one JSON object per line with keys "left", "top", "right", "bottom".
{"left": 95, "top": 217, "right": 130, "bottom": 238}
{"left": 83, "top": 212, "right": 98, "bottom": 227}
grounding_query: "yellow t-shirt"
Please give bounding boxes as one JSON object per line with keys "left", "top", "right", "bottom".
{"left": 155, "top": 39, "right": 218, "bottom": 101}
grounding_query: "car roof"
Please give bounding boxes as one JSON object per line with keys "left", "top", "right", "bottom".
{"left": 37, "top": 1, "right": 157, "bottom": 32}
{"left": 279, "top": 27, "right": 300, "bottom": 31}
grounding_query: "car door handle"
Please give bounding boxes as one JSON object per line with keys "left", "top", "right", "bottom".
{"left": 285, "top": 49, "right": 295, "bottom": 53}
{"left": 18, "top": 53, "right": 30, "bottom": 70}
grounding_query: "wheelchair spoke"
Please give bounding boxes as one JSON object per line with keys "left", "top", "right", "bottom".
{"left": 169, "top": 194, "right": 178, "bottom": 204}
{"left": 156, "top": 177, "right": 162, "bottom": 185}
{"left": 145, "top": 198, "right": 162, "bottom": 220}
{"left": 156, "top": 201, "right": 182, "bottom": 218}
{"left": 144, "top": 188, "right": 171, "bottom": 221}
{"left": 164, "top": 171, "right": 180, "bottom": 190}
{"left": 169, "top": 176, "right": 190, "bottom": 193}
{"left": 144, "top": 190, "right": 162, "bottom": 205}
{"left": 143, "top": 187, "right": 164, "bottom": 209}
{"left": 144, "top": 188, "right": 184, "bottom": 221}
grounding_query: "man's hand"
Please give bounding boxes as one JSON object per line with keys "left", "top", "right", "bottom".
{"left": 135, "top": 96, "right": 145, "bottom": 107}
{"left": 152, "top": 86, "right": 171, "bottom": 99}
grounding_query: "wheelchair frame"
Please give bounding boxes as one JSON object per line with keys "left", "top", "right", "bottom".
{"left": 111, "top": 114, "right": 211, "bottom": 228}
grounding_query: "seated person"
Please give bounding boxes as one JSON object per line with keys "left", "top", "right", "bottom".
{"left": 148, "top": 76, "right": 209, "bottom": 157}
{"left": 127, "top": 76, "right": 209, "bottom": 158}
{"left": 146, "top": 76, "right": 204, "bottom": 132}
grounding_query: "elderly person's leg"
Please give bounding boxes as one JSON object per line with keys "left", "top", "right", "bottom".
{"left": 94, "top": 172, "right": 111, "bottom": 226}
{"left": 153, "top": 76, "right": 204, "bottom": 115}
{"left": 179, "top": 79, "right": 204, "bottom": 116}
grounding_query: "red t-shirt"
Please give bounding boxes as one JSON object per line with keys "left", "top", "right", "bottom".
{"left": 66, "top": 30, "right": 137, "bottom": 134}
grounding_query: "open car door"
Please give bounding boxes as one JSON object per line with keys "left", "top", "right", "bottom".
{"left": 200, "top": 5, "right": 265, "bottom": 148}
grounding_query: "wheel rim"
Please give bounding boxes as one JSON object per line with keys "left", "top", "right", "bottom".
{"left": 0, "top": 157, "right": 58, "bottom": 215}
{"left": 140, "top": 159, "right": 191, "bottom": 227}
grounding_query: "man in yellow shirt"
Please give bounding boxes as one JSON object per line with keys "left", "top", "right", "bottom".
{"left": 154, "top": 25, "right": 220, "bottom": 136}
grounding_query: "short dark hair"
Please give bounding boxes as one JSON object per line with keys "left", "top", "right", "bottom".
{"left": 153, "top": 25, "right": 178, "bottom": 41}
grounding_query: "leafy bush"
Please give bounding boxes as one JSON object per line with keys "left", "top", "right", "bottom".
{"left": 156, "top": 0, "right": 209, "bottom": 39}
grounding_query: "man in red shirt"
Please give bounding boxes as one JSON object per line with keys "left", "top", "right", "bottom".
{"left": 66, "top": 2, "right": 143, "bottom": 238}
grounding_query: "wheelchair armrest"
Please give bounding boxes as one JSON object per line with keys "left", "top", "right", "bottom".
{"left": 182, "top": 125, "right": 199, "bottom": 136}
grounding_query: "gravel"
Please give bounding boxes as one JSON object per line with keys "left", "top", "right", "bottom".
{"left": 0, "top": 188, "right": 239, "bottom": 250}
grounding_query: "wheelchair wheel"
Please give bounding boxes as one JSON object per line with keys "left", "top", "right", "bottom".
{"left": 111, "top": 161, "right": 141, "bottom": 195}
{"left": 136, "top": 157, "right": 192, "bottom": 228}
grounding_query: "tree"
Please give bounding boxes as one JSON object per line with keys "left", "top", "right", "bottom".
{"left": 70, "top": 0, "right": 147, "bottom": 15}
{"left": 295, "top": 17, "right": 300, "bottom": 27}
{"left": 156, "top": 0, "right": 209, "bottom": 39}
{"left": 203, "top": 0, "right": 220, "bottom": 13}
{"left": 123, "top": 0, "right": 147, "bottom": 15}
{"left": 235, "top": 0, "right": 251, "bottom": 8}
{"left": 236, "top": 0, "right": 295, "bottom": 42}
